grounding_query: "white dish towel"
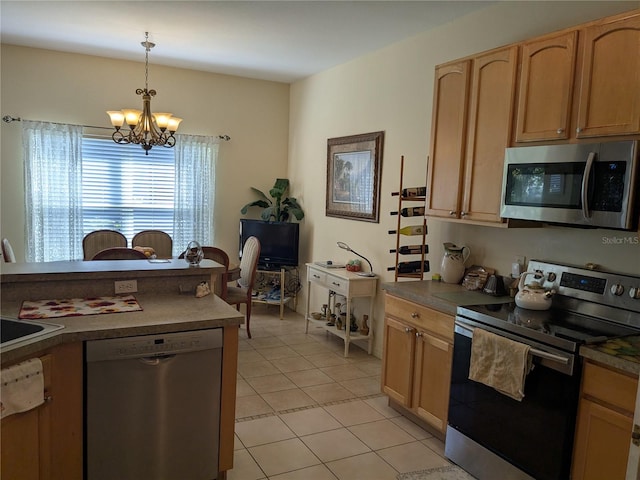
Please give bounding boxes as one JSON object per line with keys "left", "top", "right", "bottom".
{"left": 1, "top": 358, "right": 44, "bottom": 419}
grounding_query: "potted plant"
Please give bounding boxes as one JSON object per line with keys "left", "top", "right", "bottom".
{"left": 240, "top": 178, "right": 304, "bottom": 222}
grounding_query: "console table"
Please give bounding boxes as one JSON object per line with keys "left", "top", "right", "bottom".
{"left": 252, "top": 267, "right": 299, "bottom": 319}
{"left": 304, "top": 263, "right": 377, "bottom": 356}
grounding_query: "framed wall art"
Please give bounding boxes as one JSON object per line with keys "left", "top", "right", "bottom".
{"left": 325, "top": 131, "right": 384, "bottom": 222}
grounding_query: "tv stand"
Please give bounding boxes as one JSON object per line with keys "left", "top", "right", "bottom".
{"left": 252, "top": 266, "right": 300, "bottom": 319}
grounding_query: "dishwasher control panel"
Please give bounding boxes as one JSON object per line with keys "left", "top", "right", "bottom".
{"left": 86, "top": 328, "right": 223, "bottom": 362}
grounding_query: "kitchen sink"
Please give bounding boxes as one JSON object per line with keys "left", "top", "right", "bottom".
{"left": 1, "top": 317, "right": 64, "bottom": 349}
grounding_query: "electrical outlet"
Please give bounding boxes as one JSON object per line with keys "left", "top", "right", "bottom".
{"left": 515, "top": 255, "right": 526, "bottom": 267}
{"left": 114, "top": 280, "right": 137, "bottom": 294}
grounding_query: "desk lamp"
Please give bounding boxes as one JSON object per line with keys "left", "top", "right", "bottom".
{"left": 337, "top": 242, "right": 376, "bottom": 277}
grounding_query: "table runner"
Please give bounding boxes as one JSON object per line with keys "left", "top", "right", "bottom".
{"left": 19, "top": 295, "right": 142, "bottom": 319}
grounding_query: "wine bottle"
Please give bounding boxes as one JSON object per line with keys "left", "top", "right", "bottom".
{"left": 390, "top": 207, "right": 426, "bottom": 217}
{"left": 387, "top": 260, "right": 430, "bottom": 273}
{"left": 389, "top": 244, "right": 429, "bottom": 255}
{"left": 388, "top": 225, "right": 426, "bottom": 236}
{"left": 402, "top": 186, "right": 427, "bottom": 197}
{"left": 391, "top": 186, "right": 427, "bottom": 197}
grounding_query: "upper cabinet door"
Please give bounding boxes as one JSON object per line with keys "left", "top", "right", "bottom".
{"left": 425, "top": 61, "right": 470, "bottom": 219}
{"left": 461, "top": 46, "right": 518, "bottom": 223}
{"left": 576, "top": 14, "right": 640, "bottom": 138}
{"left": 515, "top": 31, "right": 578, "bottom": 142}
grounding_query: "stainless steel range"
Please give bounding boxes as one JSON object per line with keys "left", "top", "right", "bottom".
{"left": 446, "top": 260, "right": 640, "bottom": 480}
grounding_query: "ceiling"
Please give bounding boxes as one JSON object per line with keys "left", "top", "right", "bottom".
{"left": 0, "top": 1, "right": 493, "bottom": 83}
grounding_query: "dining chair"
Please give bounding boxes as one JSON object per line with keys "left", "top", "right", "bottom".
{"left": 83, "top": 230, "right": 127, "bottom": 261}
{"left": 2, "top": 238, "right": 16, "bottom": 263}
{"left": 91, "top": 247, "right": 148, "bottom": 260}
{"left": 225, "top": 236, "right": 261, "bottom": 338}
{"left": 178, "top": 246, "right": 231, "bottom": 299}
{"left": 132, "top": 230, "right": 173, "bottom": 259}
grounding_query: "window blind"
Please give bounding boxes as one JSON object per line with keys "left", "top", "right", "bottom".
{"left": 81, "top": 138, "right": 175, "bottom": 243}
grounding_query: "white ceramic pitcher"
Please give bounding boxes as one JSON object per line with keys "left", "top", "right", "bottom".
{"left": 441, "top": 242, "right": 470, "bottom": 284}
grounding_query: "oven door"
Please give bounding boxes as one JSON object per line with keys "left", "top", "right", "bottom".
{"left": 447, "top": 317, "right": 581, "bottom": 480}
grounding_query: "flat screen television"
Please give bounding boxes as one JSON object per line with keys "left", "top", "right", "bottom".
{"left": 239, "top": 219, "right": 299, "bottom": 269}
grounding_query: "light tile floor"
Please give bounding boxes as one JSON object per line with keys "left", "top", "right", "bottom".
{"left": 229, "top": 306, "right": 454, "bottom": 480}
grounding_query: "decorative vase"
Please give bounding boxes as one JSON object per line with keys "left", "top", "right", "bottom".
{"left": 360, "top": 315, "right": 369, "bottom": 336}
{"left": 184, "top": 240, "right": 204, "bottom": 267}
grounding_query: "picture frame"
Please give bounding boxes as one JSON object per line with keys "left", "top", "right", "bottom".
{"left": 326, "top": 131, "right": 384, "bottom": 223}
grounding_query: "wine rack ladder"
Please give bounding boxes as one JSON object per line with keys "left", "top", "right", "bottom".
{"left": 390, "top": 155, "right": 428, "bottom": 281}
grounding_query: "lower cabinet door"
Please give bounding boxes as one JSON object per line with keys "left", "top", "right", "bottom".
{"left": 381, "top": 316, "right": 415, "bottom": 407}
{"left": 412, "top": 331, "right": 453, "bottom": 434}
{"left": 572, "top": 398, "right": 632, "bottom": 480}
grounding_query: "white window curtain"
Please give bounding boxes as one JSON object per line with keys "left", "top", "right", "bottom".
{"left": 23, "top": 121, "right": 83, "bottom": 262}
{"left": 173, "top": 134, "right": 219, "bottom": 255}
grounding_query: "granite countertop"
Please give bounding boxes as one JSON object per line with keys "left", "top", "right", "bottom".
{"left": 580, "top": 337, "right": 640, "bottom": 376}
{"left": 1, "top": 292, "right": 244, "bottom": 365}
{"left": 381, "top": 279, "right": 511, "bottom": 316}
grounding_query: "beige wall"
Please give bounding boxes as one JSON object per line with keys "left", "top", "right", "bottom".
{"left": 0, "top": 45, "right": 290, "bottom": 262}
{"left": 289, "top": 1, "right": 640, "bottom": 356}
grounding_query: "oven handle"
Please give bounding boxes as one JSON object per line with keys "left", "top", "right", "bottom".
{"left": 454, "top": 320, "right": 570, "bottom": 366}
{"left": 581, "top": 151, "right": 596, "bottom": 219}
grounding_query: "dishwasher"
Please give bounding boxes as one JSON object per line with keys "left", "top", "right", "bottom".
{"left": 86, "top": 328, "right": 223, "bottom": 480}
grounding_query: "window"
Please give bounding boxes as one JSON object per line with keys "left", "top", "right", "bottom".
{"left": 23, "top": 121, "right": 218, "bottom": 262}
{"left": 82, "top": 138, "right": 175, "bottom": 241}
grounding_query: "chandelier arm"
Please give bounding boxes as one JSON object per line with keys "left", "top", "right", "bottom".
{"left": 111, "top": 129, "right": 131, "bottom": 144}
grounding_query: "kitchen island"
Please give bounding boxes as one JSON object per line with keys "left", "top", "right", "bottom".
{"left": 1, "top": 258, "right": 244, "bottom": 480}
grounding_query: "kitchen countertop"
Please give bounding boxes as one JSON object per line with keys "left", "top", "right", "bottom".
{"left": 1, "top": 293, "right": 244, "bottom": 365}
{"left": 382, "top": 279, "right": 511, "bottom": 316}
{"left": 1, "top": 258, "right": 242, "bottom": 365}
{"left": 382, "top": 279, "right": 639, "bottom": 376}
{"left": 580, "top": 337, "right": 640, "bottom": 376}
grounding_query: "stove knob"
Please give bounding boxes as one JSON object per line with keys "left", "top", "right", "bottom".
{"left": 547, "top": 272, "right": 557, "bottom": 282}
{"left": 630, "top": 287, "right": 640, "bottom": 300}
{"left": 610, "top": 284, "right": 625, "bottom": 296}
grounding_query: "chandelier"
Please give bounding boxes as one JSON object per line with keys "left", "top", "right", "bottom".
{"left": 107, "top": 32, "right": 182, "bottom": 155}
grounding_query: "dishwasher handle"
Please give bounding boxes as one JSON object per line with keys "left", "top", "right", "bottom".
{"left": 138, "top": 354, "right": 176, "bottom": 366}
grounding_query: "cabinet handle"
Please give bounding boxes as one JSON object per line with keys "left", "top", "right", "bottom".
{"left": 331, "top": 282, "right": 341, "bottom": 287}
{"left": 313, "top": 274, "right": 320, "bottom": 279}
{"left": 633, "top": 425, "right": 640, "bottom": 446}
{"left": 461, "top": 211, "right": 467, "bottom": 217}
{"left": 576, "top": 127, "right": 582, "bottom": 134}
{"left": 556, "top": 128, "right": 564, "bottom": 134}
{"left": 44, "top": 395, "right": 53, "bottom": 403}
{"left": 410, "top": 312, "right": 419, "bottom": 319}
{"left": 449, "top": 211, "right": 457, "bottom": 216}
{"left": 415, "top": 332, "right": 423, "bottom": 338}
{"left": 404, "top": 327, "right": 414, "bottom": 334}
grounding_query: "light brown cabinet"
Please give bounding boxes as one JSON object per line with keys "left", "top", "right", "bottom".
{"left": 381, "top": 294, "right": 453, "bottom": 435}
{"left": 516, "top": 10, "right": 640, "bottom": 142}
{"left": 515, "top": 31, "right": 578, "bottom": 142}
{"left": 576, "top": 12, "right": 640, "bottom": 138}
{"left": 425, "top": 60, "right": 470, "bottom": 220}
{"left": 572, "top": 360, "right": 637, "bottom": 480}
{"left": 461, "top": 46, "right": 518, "bottom": 223}
{"left": 1, "top": 342, "right": 83, "bottom": 480}
{"left": 426, "top": 46, "right": 518, "bottom": 224}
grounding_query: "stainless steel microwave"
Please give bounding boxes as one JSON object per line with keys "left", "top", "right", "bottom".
{"left": 500, "top": 141, "right": 639, "bottom": 230}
